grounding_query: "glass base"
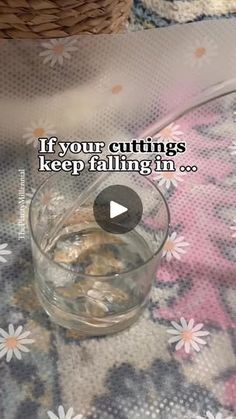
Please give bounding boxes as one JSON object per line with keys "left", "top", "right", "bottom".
{"left": 36, "top": 283, "right": 147, "bottom": 336}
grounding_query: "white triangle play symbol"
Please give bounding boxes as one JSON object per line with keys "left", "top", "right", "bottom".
{"left": 110, "top": 200, "right": 128, "bottom": 219}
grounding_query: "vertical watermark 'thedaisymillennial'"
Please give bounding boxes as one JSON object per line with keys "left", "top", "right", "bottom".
{"left": 18, "top": 169, "right": 26, "bottom": 240}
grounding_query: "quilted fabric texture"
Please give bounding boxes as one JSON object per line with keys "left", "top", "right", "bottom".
{"left": 130, "top": 0, "right": 236, "bottom": 30}
{"left": 0, "top": 20, "right": 235, "bottom": 419}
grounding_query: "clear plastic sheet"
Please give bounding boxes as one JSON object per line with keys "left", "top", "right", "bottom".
{"left": 0, "top": 20, "right": 235, "bottom": 419}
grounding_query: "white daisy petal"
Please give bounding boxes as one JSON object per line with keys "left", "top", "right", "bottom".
{"left": 66, "top": 407, "right": 74, "bottom": 419}
{"left": 47, "top": 411, "right": 58, "bottom": 419}
{"left": 168, "top": 335, "right": 182, "bottom": 344}
{"left": 58, "top": 55, "right": 64, "bottom": 65}
{"left": 6, "top": 348, "right": 13, "bottom": 362}
{"left": 174, "top": 247, "right": 187, "bottom": 255}
{"left": 58, "top": 405, "right": 66, "bottom": 419}
{"left": 0, "top": 256, "right": 7, "bottom": 263}
{"left": 45, "top": 130, "right": 56, "bottom": 136}
{"left": 192, "top": 336, "right": 207, "bottom": 345}
{"left": 50, "top": 56, "right": 57, "bottom": 67}
{"left": 187, "top": 318, "right": 195, "bottom": 330}
{"left": 0, "top": 243, "right": 8, "bottom": 249}
{"left": 166, "top": 252, "right": 172, "bottom": 262}
{"left": 17, "top": 330, "right": 31, "bottom": 339}
{"left": 190, "top": 340, "right": 201, "bottom": 352}
{"left": 41, "top": 41, "right": 53, "bottom": 48}
{"left": 173, "top": 130, "right": 183, "bottom": 136}
{"left": 13, "top": 347, "right": 22, "bottom": 360}
{"left": 167, "top": 328, "right": 182, "bottom": 335}
{"left": 39, "top": 50, "right": 53, "bottom": 57}
{"left": 18, "top": 338, "right": 35, "bottom": 345}
{"left": 17, "top": 343, "right": 30, "bottom": 352}
{"left": 0, "top": 328, "right": 9, "bottom": 338}
{"left": 170, "top": 232, "right": 177, "bottom": 240}
{"left": 0, "top": 249, "right": 11, "bottom": 255}
{"left": 68, "top": 38, "right": 77, "bottom": 45}
{"left": 0, "top": 346, "right": 8, "bottom": 359}
{"left": 172, "top": 250, "right": 181, "bottom": 260}
{"left": 14, "top": 325, "right": 23, "bottom": 337}
{"left": 174, "top": 236, "right": 185, "bottom": 242}
{"left": 175, "top": 339, "right": 185, "bottom": 351}
{"left": 63, "top": 52, "right": 71, "bottom": 60}
{"left": 8, "top": 324, "right": 15, "bottom": 336}
{"left": 170, "top": 321, "right": 183, "bottom": 331}
{"left": 180, "top": 317, "right": 188, "bottom": 329}
{"left": 194, "top": 330, "right": 210, "bottom": 337}
{"left": 43, "top": 54, "right": 54, "bottom": 64}
{"left": 65, "top": 46, "right": 78, "bottom": 52}
{"left": 184, "top": 341, "right": 191, "bottom": 354}
{"left": 159, "top": 178, "right": 166, "bottom": 186}
{"left": 166, "top": 180, "right": 171, "bottom": 189}
{"left": 176, "top": 241, "right": 190, "bottom": 247}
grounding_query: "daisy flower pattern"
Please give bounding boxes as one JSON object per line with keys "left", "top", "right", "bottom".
{"left": 47, "top": 405, "right": 83, "bottom": 419}
{"left": 98, "top": 72, "right": 141, "bottom": 111}
{"left": 162, "top": 232, "right": 189, "bottom": 262}
{"left": 185, "top": 37, "right": 218, "bottom": 68}
{"left": 23, "top": 119, "right": 56, "bottom": 147}
{"left": 230, "top": 219, "right": 236, "bottom": 238}
{"left": 229, "top": 139, "right": 236, "bottom": 156}
{"left": 0, "top": 324, "right": 34, "bottom": 362}
{"left": 197, "top": 411, "right": 232, "bottom": 419}
{"left": 153, "top": 171, "right": 184, "bottom": 190}
{"left": 39, "top": 38, "right": 78, "bottom": 67}
{"left": 107, "top": 78, "right": 136, "bottom": 108}
{"left": 167, "top": 318, "right": 210, "bottom": 354}
{"left": 154, "top": 123, "right": 183, "bottom": 142}
{"left": 0, "top": 242, "right": 12, "bottom": 263}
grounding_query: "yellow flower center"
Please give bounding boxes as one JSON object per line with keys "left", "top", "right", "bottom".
{"left": 6, "top": 337, "right": 18, "bottom": 348}
{"left": 33, "top": 127, "right": 45, "bottom": 137}
{"left": 111, "top": 84, "right": 123, "bottom": 95}
{"left": 53, "top": 44, "right": 65, "bottom": 55}
{"left": 160, "top": 127, "right": 172, "bottom": 138}
{"left": 181, "top": 330, "right": 193, "bottom": 342}
{"left": 195, "top": 47, "right": 206, "bottom": 58}
{"left": 164, "top": 240, "right": 175, "bottom": 251}
{"left": 163, "top": 172, "right": 175, "bottom": 180}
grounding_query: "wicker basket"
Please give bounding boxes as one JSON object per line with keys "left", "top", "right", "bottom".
{"left": 0, "top": 0, "right": 132, "bottom": 38}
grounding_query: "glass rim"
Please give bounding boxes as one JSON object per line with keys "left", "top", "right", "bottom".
{"left": 29, "top": 172, "right": 170, "bottom": 279}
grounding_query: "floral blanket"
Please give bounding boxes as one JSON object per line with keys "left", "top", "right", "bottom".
{"left": 130, "top": 0, "right": 236, "bottom": 30}
{"left": 0, "top": 19, "right": 235, "bottom": 419}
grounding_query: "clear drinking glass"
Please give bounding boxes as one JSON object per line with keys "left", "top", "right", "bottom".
{"left": 29, "top": 171, "right": 169, "bottom": 336}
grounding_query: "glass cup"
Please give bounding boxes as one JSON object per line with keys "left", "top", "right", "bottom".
{"left": 29, "top": 171, "right": 169, "bottom": 336}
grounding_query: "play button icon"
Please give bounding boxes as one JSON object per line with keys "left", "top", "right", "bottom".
{"left": 110, "top": 201, "right": 128, "bottom": 219}
{"left": 93, "top": 185, "right": 143, "bottom": 234}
